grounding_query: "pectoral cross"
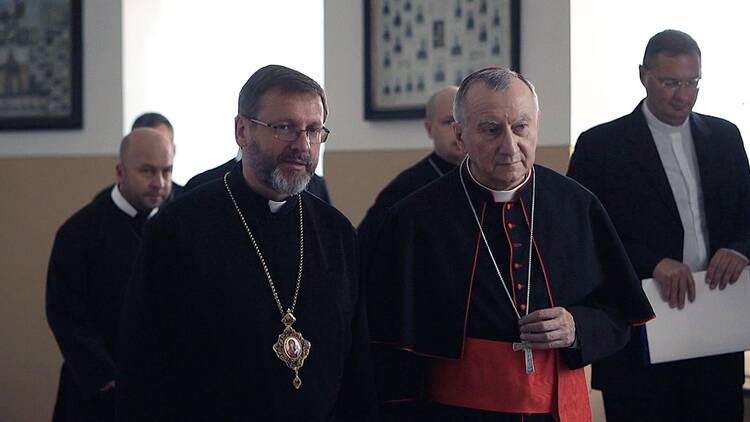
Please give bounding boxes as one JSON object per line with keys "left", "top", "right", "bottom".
{"left": 512, "top": 342, "right": 535, "bottom": 374}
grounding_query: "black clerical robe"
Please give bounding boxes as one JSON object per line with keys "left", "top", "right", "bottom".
{"left": 367, "top": 164, "right": 654, "bottom": 421}
{"left": 184, "top": 158, "right": 331, "bottom": 203}
{"left": 46, "top": 189, "right": 146, "bottom": 422}
{"left": 116, "top": 166, "right": 376, "bottom": 421}
{"left": 358, "top": 152, "right": 456, "bottom": 275}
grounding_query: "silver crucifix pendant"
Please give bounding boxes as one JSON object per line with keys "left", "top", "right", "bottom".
{"left": 512, "top": 342, "right": 535, "bottom": 374}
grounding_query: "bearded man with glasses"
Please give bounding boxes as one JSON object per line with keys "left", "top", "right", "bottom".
{"left": 569, "top": 29, "right": 750, "bottom": 421}
{"left": 116, "top": 65, "right": 377, "bottom": 421}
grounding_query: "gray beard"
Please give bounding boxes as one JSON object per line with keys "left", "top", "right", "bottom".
{"left": 269, "top": 166, "right": 311, "bottom": 196}
{"left": 246, "top": 137, "right": 315, "bottom": 197}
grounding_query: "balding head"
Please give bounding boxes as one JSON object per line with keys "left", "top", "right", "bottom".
{"left": 116, "top": 128, "right": 175, "bottom": 212}
{"left": 424, "top": 86, "right": 463, "bottom": 165}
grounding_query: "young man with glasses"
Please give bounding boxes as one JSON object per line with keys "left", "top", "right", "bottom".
{"left": 116, "top": 65, "right": 376, "bottom": 421}
{"left": 568, "top": 29, "right": 749, "bottom": 421}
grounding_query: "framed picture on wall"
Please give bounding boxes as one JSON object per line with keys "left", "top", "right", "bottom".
{"left": 0, "top": 0, "right": 83, "bottom": 130}
{"left": 364, "top": 0, "right": 520, "bottom": 120}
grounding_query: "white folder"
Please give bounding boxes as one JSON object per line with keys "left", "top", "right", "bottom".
{"left": 642, "top": 269, "right": 750, "bottom": 364}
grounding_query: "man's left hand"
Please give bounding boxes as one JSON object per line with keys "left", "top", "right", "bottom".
{"left": 518, "top": 307, "right": 575, "bottom": 349}
{"left": 706, "top": 248, "right": 749, "bottom": 290}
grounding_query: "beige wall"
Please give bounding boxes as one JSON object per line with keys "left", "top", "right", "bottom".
{"left": 0, "top": 157, "right": 116, "bottom": 422}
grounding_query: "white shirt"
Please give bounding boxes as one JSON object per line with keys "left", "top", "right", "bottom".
{"left": 642, "top": 102, "right": 709, "bottom": 271}
{"left": 466, "top": 160, "right": 532, "bottom": 203}
{"left": 268, "top": 199, "right": 286, "bottom": 213}
{"left": 111, "top": 185, "right": 158, "bottom": 219}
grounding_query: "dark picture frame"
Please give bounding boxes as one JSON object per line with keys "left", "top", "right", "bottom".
{"left": 0, "top": 0, "right": 83, "bottom": 130}
{"left": 364, "top": 0, "right": 520, "bottom": 120}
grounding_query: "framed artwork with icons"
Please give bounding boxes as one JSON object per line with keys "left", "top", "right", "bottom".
{"left": 364, "top": 0, "right": 520, "bottom": 120}
{"left": 0, "top": 0, "right": 83, "bottom": 130}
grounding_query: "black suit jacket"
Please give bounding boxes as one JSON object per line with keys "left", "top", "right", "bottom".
{"left": 567, "top": 102, "right": 750, "bottom": 394}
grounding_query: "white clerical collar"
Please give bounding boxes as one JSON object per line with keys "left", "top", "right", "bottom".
{"left": 235, "top": 150, "right": 242, "bottom": 162}
{"left": 642, "top": 101, "right": 689, "bottom": 135}
{"left": 268, "top": 199, "right": 286, "bottom": 213}
{"left": 111, "top": 185, "right": 158, "bottom": 218}
{"left": 466, "top": 160, "right": 532, "bottom": 202}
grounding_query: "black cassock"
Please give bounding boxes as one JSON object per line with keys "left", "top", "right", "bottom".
{"left": 367, "top": 164, "right": 654, "bottom": 421}
{"left": 358, "top": 152, "right": 456, "bottom": 275}
{"left": 46, "top": 189, "right": 145, "bottom": 422}
{"left": 116, "top": 165, "right": 376, "bottom": 421}
{"left": 184, "top": 158, "right": 331, "bottom": 204}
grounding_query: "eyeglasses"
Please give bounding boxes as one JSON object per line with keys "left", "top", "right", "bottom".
{"left": 647, "top": 71, "right": 701, "bottom": 91}
{"left": 243, "top": 116, "right": 330, "bottom": 144}
{"left": 657, "top": 77, "right": 700, "bottom": 90}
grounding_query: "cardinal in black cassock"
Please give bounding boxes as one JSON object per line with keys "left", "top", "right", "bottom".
{"left": 368, "top": 163, "right": 655, "bottom": 421}
{"left": 366, "top": 67, "right": 655, "bottom": 422}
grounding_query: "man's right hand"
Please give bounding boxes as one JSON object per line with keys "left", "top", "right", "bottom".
{"left": 653, "top": 258, "right": 695, "bottom": 309}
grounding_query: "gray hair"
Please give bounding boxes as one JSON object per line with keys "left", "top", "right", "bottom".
{"left": 453, "top": 67, "right": 539, "bottom": 124}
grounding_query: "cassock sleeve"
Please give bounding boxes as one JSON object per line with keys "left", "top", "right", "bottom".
{"left": 336, "top": 239, "right": 379, "bottom": 421}
{"left": 568, "top": 133, "right": 664, "bottom": 277}
{"left": 560, "top": 196, "right": 654, "bottom": 368}
{"left": 46, "top": 220, "right": 115, "bottom": 399}
{"left": 115, "top": 215, "right": 177, "bottom": 421}
{"left": 365, "top": 210, "right": 429, "bottom": 420}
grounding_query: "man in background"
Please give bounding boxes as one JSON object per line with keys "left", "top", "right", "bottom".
{"left": 46, "top": 128, "right": 174, "bottom": 422}
{"left": 94, "top": 112, "right": 183, "bottom": 203}
{"left": 358, "top": 86, "right": 463, "bottom": 272}
{"left": 568, "top": 29, "right": 749, "bottom": 421}
{"left": 131, "top": 112, "right": 184, "bottom": 201}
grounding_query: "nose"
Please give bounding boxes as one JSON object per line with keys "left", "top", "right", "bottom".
{"left": 289, "top": 130, "right": 312, "bottom": 151}
{"left": 151, "top": 172, "right": 167, "bottom": 190}
{"left": 496, "top": 126, "right": 519, "bottom": 155}
{"left": 673, "top": 84, "right": 692, "bottom": 101}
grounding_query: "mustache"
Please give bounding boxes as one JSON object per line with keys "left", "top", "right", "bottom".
{"left": 279, "top": 150, "right": 312, "bottom": 165}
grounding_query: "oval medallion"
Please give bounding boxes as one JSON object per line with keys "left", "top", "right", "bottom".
{"left": 285, "top": 337, "right": 301, "bottom": 359}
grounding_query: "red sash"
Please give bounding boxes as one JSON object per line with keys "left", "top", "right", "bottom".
{"left": 426, "top": 337, "right": 591, "bottom": 421}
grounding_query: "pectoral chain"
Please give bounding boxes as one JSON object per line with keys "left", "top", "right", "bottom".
{"left": 224, "top": 173, "right": 311, "bottom": 389}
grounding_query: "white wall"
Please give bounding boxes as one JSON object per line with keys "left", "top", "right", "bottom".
{"left": 123, "top": 0, "right": 325, "bottom": 183}
{"left": 571, "top": 0, "right": 750, "bottom": 146}
{"left": 0, "top": 1, "right": 123, "bottom": 157}
{"left": 325, "top": 0, "right": 571, "bottom": 151}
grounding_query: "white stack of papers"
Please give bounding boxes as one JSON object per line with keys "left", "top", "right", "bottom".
{"left": 642, "top": 269, "right": 750, "bottom": 364}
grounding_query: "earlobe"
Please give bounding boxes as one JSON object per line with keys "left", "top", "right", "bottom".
{"left": 115, "top": 163, "right": 124, "bottom": 183}
{"left": 453, "top": 122, "right": 465, "bottom": 150}
{"left": 235, "top": 116, "right": 247, "bottom": 148}
{"left": 424, "top": 121, "right": 433, "bottom": 139}
{"left": 638, "top": 65, "right": 648, "bottom": 86}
